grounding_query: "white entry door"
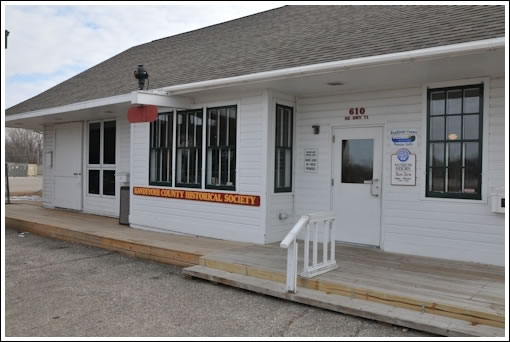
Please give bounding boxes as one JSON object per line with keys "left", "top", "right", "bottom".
{"left": 54, "top": 122, "right": 83, "bottom": 210}
{"left": 332, "top": 127, "right": 382, "bottom": 246}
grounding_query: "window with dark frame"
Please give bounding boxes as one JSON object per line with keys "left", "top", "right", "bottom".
{"left": 206, "top": 106, "right": 237, "bottom": 190}
{"left": 275, "top": 104, "right": 293, "bottom": 192}
{"left": 426, "top": 84, "right": 483, "bottom": 200}
{"left": 176, "top": 109, "right": 203, "bottom": 188}
{"left": 149, "top": 112, "right": 173, "bottom": 186}
{"left": 87, "top": 120, "right": 116, "bottom": 196}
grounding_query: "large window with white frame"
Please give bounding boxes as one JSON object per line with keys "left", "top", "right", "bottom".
{"left": 176, "top": 109, "right": 203, "bottom": 188}
{"left": 426, "top": 84, "right": 483, "bottom": 200}
{"left": 206, "top": 106, "right": 237, "bottom": 191}
{"left": 87, "top": 120, "right": 116, "bottom": 196}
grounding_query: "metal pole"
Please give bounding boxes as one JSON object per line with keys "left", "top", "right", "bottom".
{"left": 5, "top": 163, "right": 11, "bottom": 204}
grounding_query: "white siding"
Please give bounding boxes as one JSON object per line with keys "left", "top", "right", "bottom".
{"left": 42, "top": 124, "right": 55, "bottom": 208}
{"left": 294, "top": 78, "right": 505, "bottom": 265}
{"left": 129, "top": 92, "right": 268, "bottom": 243}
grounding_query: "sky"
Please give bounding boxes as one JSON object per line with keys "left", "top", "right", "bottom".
{"left": 4, "top": 3, "right": 285, "bottom": 109}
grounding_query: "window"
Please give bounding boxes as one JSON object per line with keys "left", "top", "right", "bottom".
{"left": 176, "top": 109, "right": 203, "bottom": 188}
{"left": 426, "top": 84, "right": 483, "bottom": 199}
{"left": 341, "top": 139, "right": 373, "bottom": 184}
{"left": 206, "top": 106, "right": 236, "bottom": 190}
{"left": 149, "top": 112, "right": 173, "bottom": 186}
{"left": 87, "top": 120, "right": 116, "bottom": 196}
{"left": 275, "top": 104, "right": 293, "bottom": 192}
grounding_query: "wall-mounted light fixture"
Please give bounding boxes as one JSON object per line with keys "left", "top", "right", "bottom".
{"left": 312, "top": 124, "right": 320, "bottom": 135}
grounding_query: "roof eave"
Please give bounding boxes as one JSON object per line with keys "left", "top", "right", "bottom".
{"left": 161, "top": 37, "right": 505, "bottom": 95}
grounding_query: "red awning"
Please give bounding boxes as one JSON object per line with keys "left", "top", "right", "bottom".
{"left": 127, "top": 105, "right": 158, "bottom": 123}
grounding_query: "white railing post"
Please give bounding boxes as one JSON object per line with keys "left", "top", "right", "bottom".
{"left": 313, "top": 221, "right": 318, "bottom": 268}
{"left": 323, "top": 220, "right": 328, "bottom": 263}
{"left": 303, "top": 223, "right": 309, "bottom": 271}
{"left": 330, "top": 219, "right": 336, "bottom": 263}
{"left": 281, "top": 211, "right": 337, "bottom": 293}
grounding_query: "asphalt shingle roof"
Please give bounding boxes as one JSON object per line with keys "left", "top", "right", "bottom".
{"left": 6, "top": 5, "right": 505, "bottom": 115}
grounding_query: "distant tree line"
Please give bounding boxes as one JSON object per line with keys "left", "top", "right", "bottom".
{"left": 5, "top": 128, "right": 43, "bottom": 164}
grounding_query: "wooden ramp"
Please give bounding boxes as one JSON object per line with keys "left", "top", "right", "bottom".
{"left": 184, "top": 243, "right": 505, "bottom": 337}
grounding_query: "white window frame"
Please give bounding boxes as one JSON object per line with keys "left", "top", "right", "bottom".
{"left": 87, "top": 119, "right": 116, "bottom": 198}
{"left": 147, "top": 101, "right": 241, "bottom": 193}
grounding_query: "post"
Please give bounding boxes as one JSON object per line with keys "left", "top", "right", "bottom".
{"left": 5, "top": 163, "right": 10, "bottom": 204}
{"left": 286, "top": 241, "right": 298, "bottom": 293}
{"left": 313, "top": 222, "right": 318, "bottom": 268}
{"left": 330, "top": 219, "right": 336, "bottom": 262}
{"left": 303, "top": 223, "right": 309, "bottom": 272}
{"left": 323, "top": 220, "right": 328, "bottom": 263}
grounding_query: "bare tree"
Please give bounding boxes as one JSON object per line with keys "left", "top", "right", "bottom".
{"left": 5, "top": 128, "right": 43, "bottom": 164}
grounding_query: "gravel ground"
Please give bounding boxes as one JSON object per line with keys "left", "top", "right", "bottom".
{"left": 5, "top": 228, "right": 433, "bottom": 337}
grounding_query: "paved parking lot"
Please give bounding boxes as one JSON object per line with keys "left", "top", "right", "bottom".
{"left": 5, "top": 228, "right": 432, "bottom": 337}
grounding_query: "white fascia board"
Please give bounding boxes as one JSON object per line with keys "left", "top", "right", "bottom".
{"left": 6, "top": 93, "right": 132, "bottom": 122}
{"left": 160, "top": 37, "right": 505, "bottom": 95}
{"left": 130, "top": 91, "right": 192, "bottom": 109}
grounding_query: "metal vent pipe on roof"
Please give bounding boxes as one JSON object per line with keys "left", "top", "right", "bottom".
{"left": 134, "top": 65, "right": 149, "bottom": 90}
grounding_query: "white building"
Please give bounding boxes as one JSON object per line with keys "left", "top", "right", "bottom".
{"left": 6, "top": 5, "right": 506, "bottom": 266}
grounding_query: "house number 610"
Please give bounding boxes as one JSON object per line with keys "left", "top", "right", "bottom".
{"left": 349, "top": 107, "right": 366, "bottom": 115}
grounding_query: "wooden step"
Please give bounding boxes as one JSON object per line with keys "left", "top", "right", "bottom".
{"left": 183, "top": 265, "right": 504, "bottom": 337}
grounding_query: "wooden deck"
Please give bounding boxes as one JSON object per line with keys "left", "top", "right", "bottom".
{"left": 195, "top": 243, "right": 505, "bottom": 336}
{"left": 5, "top": 202, "right": 251, "bottom": 266}
{"left": 5, "top": 203, "right": 505, "bottom": 336}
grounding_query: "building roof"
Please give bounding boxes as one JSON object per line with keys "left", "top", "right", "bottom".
{"left": 6, "top": 5, "right": 505, "bottom": 115}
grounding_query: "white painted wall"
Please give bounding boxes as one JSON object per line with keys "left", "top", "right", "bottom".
{"left": 293, "top": 77, "right": 505, "bottom": 265}
{"left": 129, "top": 91, "right": 268, "bottom": 243}
{"left": 42, "top": 124, "right": 55, "bottom": 208}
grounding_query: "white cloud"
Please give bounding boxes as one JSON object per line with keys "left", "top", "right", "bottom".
{"left": 5, "top": 4, "right": 285, "bottom": 108}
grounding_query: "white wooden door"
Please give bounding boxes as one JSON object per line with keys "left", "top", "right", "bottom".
{"left": 54, "top": 122, "right": 83, "bottom": 210}
{"left": 332, "top": 127, "right": 382, "bottom": 246}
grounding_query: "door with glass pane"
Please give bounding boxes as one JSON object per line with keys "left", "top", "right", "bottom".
{"left": 87, "top": 120, "right": 116, "bottom": 198}
{"left": 332, "top": 127, "right": 382, "bottom": 246}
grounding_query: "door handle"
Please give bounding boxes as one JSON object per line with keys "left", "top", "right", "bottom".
{"left": 370, "top": 178, "right": 380, "bottom": 197}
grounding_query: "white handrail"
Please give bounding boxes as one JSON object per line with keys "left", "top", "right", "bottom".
{"left": 280, "top": 215, "right": 310, "bottom": 248}
{"left": 280, "top": 211, "right": 338, "bottom": 293}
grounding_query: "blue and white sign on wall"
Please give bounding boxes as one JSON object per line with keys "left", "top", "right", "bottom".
{"left": 392, "top": 148, "right": 416, "bottom": 186}
{"left": 390, "top": 129, "right": 418, "bottom": 147}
